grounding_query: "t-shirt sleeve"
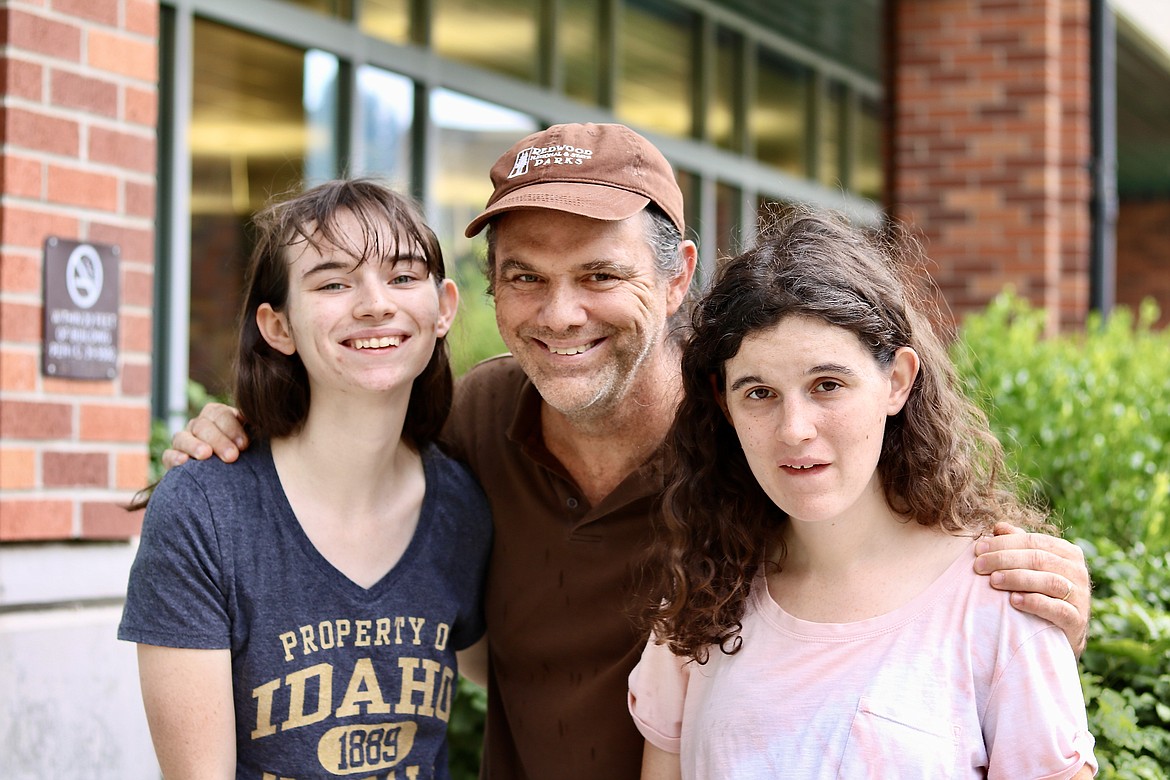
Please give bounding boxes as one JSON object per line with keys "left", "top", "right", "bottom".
{"left": 983, "top": 622, "right": 1097, "bottom": 779}
{"left": 118, "top": 468, "right": 232, "bottom": 649}
{"left": 433, "top": 453, "right": 493, "bottom": 652}
{"left": 627, "top": 631, "right": 691, "bottom": 754}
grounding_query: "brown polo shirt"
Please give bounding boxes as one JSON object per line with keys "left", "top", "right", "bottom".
{"left": 442, "top": 355, "right": 664, "bottom": 780}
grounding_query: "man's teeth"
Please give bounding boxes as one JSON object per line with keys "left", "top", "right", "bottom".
{"left": 352, "top": 336, "right": 401, "bottom": 349}
{"left": 547, "top": 341, "right": 597, "bottom": 356}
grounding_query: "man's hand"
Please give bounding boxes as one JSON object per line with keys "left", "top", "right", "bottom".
{"left": 161, "top": 402, "right": 250, "bottom": 470}
{"left": 974, "top": 522, "right": 1091, "bottom": 657}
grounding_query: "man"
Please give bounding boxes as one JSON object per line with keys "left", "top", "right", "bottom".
{"left": 166, "top": 123, "right": 1091, "bottom": 779}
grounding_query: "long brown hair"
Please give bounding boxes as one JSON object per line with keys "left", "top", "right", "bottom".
{"left": 235, "top": 178, "right": 453, "bottom": 445}
{"left": 649, "top": 207, "right": 1047, "bottom": 662}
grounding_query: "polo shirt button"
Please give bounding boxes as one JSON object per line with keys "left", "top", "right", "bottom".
{"left": 566, "top": 497, "right": 579, "bottom": 509}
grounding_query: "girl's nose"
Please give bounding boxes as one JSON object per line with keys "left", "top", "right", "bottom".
{"left": 354, "top": 277, "right": 398, "bottom": 319}
{"left": 776, "top": 400, "right": 816, "bottom": 445}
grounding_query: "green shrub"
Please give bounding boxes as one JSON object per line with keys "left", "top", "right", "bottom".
{"left": 1079, "top": 538, "right": 1170, "bottom": 778}
{"left": 447, "top": 679, "right": 487, "bottom": 780}
{"left": 447, "top": 252, "right": 508, "bottom": 376}
{"left": 955, "top": 292, "right": 1170, "bottom": 776}
{"left": 953, "top": 293, "right": 1170, "bottom": 550}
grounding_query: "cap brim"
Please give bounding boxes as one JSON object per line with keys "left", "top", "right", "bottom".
{"left": 464, "top": 181, "right": 651, "bottom": 237}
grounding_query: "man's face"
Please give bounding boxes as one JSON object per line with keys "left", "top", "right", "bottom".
{"left": 490, "top": 209, "right": 687, "bottom": 421}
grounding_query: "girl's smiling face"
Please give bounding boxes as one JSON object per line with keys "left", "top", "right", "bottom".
{"left": 256, "top": 209, "right": 458, "bottom": 402}
{"left": 720, "top": 315, "right": 919, "bottom": 527}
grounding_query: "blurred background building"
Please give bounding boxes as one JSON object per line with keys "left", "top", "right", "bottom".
{"left": 1, "top": 0, "right": 1167, "bottom": 775}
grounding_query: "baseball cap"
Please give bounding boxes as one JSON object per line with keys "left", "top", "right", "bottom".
{"left": 463, "top": 122, "right": 685, "bottom": 238}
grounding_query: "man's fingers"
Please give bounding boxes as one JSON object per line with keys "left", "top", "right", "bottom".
{"left": 160, "top": 448, "right": 190, "bottom": 471}
{"left": 182, "top": 419, "right": 241, "bottom": 462}
{"left": 975, "top": 532, "right": 1087, "bottom": 570}
{"left": 986, "top": 568, "right": 1069, "bottom": 601}
{"left": 973, "top": 547, "right": 1076, "bottom": 580}
{"left": 975, "top": 531, "right": 1092, "bottom": 657}
{"left": 198, "top": 403, "right": 248, "bottom": 446}
{"left": 1003, "top": 590, "right": 1086, "bottom": 653}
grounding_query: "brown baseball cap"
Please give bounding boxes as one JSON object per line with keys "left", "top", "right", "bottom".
{"left": 463, "top": 122, "right": 685, "bottom": 238}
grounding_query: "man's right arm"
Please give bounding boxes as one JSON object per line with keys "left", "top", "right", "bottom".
{"left": 162, "top": 403, "right": 251, "bottom": 470}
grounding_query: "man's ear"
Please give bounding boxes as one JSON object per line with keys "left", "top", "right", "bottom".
{"left": 887, "top": 347, "right": 920, "bottom": 414}
{"left": 665, "top": 240, "right": 699, "bottom": 318}
{"left": 256, "top": 303, "right": 296, "bottom": 356}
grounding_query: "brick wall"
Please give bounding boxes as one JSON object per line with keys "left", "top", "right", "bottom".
{"left": 1116, "top": 199, "right": 1170, "bottom": 327}
{"left": 0, "top": 0, "right": 157, "bottom": 540}
{"left": 889, "top": 0, "right": 1092, "bottom": 332}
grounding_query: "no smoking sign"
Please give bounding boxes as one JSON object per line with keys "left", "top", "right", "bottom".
{"left": 42, "top": 237, "right": 120, "bottom": 380}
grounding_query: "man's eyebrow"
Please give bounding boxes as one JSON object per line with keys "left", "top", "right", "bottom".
{"left": 497, "top": 259, "right": 536, "bottom": 275}
{"left": 581, "top": 259, "right": 637, "bottom": 275}
{"left": 496, "top": 259, "right": 637, "bottom": 276}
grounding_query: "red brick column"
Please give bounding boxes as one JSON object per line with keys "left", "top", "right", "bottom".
{"left": 0, "top": 0, "right": 158, "bottom": 540}
{"left": 889, "top": 0, "right": 1092, "bottom": 331}
{"left": 1116, "top": 199, "right": 1170, "bottom": 327}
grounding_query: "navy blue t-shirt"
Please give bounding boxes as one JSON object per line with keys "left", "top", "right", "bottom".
{"left": 119, "top": 441, "right": 492, "bottom": 779}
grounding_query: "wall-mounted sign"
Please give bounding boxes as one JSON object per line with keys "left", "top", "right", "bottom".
{"left": 42, "top": 237, "right": 120, "bottom": 380}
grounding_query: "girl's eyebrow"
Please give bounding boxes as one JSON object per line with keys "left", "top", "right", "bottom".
{"left": 302, "top": 253, "right": 426, "bottom": 279}
{"left": 728, "top": 374, "right": 764, "bottom": 393}
{"left": 810, "top": 363, "right": 855, "bottom": 376}
{"left": 726, "top": 363, "right": 856, "bottom": 393}
{"left": 301, "top": 259, "right": 349, "bottom": 279}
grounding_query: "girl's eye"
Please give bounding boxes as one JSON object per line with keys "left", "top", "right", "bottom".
{"left": 746, "top": 387, "right": 774, "bottom": 400}
{"left": 319, "top": 282, "right": 346, "bottom": 291}
{"left": 390, "top": 274, "right": 415, "bottom": 285}
{"left": 814, "top": 380, "right": 842, "bottom": 393}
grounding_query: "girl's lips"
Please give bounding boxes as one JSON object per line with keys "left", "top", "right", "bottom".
{"left": 780, "top": 463, "right": 829, "bottom": 474}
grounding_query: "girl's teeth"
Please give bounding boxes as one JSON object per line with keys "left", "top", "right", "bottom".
{"left": 353, "top": 336, "right": 401, "bottom": 349}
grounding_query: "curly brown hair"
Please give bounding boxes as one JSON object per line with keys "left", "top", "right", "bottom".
{"left": 648, "top": 207, "right": 1048, "bottom": 663}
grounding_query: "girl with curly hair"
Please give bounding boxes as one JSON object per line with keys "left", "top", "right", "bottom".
{"left": 628, "top": 208, "right": 1095, "bottom": 779}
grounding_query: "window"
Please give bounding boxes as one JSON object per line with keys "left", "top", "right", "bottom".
{"left": 712, "top": 27, "right": 745, "bottom": 152}
{"left": 282, "top": 0, "right": 353, "bottom": 19}
{"left": 560, "top": 0, "right": 604, "bottom": 104}
{"left": 818, "top": 81, "right": 848, "bottom": 188}
{"left": 432, "top": 0, "right": 538, "bottom": 82}
{"left": 428, "top": 89, "right": 537, "bottom": 372}
{"left": 754, "top": 48, "right": 810, "bottom": 176}
{"left": 618, "top": 0, "right": 696, "bottom": 137}
{"left": 856, "top": 96, "right": 884, "bottom": 202}
{"left": 353, "top": 66, "right": 414, "bottom": 186}
{"left": 187, "top": 19, "right": 340, "bottom": 395}
{"left": 360, "top": 0, "right": 410, "bottom": 43}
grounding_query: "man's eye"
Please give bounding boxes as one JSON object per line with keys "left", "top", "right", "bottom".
{"left": 319, "top": 282, "right": 346, "bottom": 291}
{"left": 390, "top": 274, "right": 416, "bottom": 284}
{"left": 814, "top": 380, "right": 842, "bottom": 393}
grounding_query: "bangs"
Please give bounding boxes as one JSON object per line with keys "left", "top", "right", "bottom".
{"left": 277, "top": 182, "right": 445, "bottom": 280}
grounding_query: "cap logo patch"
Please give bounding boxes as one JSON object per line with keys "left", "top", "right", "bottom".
{"left": 506, "top": 144, "right": 594, "bottom": 179}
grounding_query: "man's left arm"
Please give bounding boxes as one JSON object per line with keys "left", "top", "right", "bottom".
{"left": 974, "top": 522, "right": 1091, "bottom": 657}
